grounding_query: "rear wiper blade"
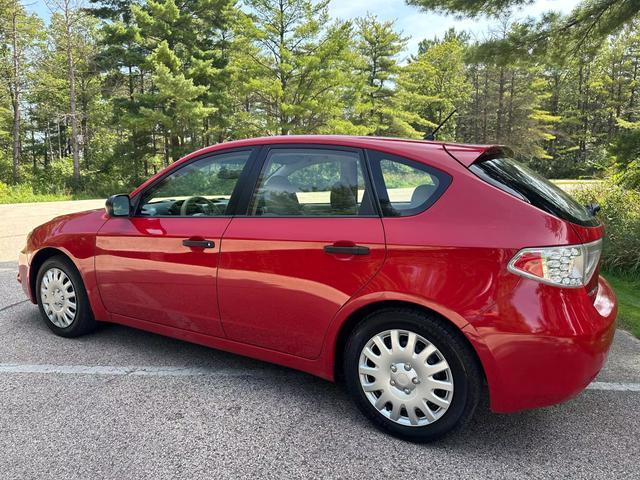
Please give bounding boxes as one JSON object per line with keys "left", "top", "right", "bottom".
{"left": 586, "top": 203, "right": 601, "bottom": 216}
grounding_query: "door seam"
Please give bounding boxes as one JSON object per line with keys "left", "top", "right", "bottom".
{"left": 216, "top": 216, "right": 236, "bottom": 338}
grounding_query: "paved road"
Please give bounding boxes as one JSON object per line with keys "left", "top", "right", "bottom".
{"left": 550, "top": 179, "right": 603, "bottom": 193}
{"left": 1, "top": 268, "right": 640, "bottom": 478}
{"left": 0, "top": 200, "right": 639, "bottom": 479}
{"left": 0, "top": 199, "right": 105, "bottom": 262}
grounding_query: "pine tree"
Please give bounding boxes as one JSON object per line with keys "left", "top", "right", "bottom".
{"left": 131, "top": 0, "right": 234, "bottom": 160}
{"left": 408, "top": 0, "right": 640, "bottom": 50}
{"left": 398, "top": 33, "right": 470, "bottom": 139}
{"left": 240, "top": 0, "right": 355, "bottom": 135}
{"left": 44, "top": 0, "right": 89, "bottom": 187}
{"left": 352, "top": 14, "right": 413, "bottom": 137}
{"left": 137, "top": 41, "right": 214, "bottom": 163}
{"left": 7, "top": 0, "right": 640, "bottom": 194}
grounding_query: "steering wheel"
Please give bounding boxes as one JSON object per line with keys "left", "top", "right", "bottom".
{"left": 180, "top": 196, "right": 217, "bottom": 216}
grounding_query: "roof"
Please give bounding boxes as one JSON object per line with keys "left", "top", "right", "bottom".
{"left": 130, "top": 135, "right": 509, "bottom": 197}
{"left": 195, "top": 135, "right": 505, "bottom": 166}
{"left": 214, "top": 134, "right": 490, "bottom": 150}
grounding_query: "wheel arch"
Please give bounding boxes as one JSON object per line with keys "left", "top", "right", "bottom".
{"left": 29, "top": 245, "right": 111, "bottom": 323}
{"left": 330, "top": 299, "right": 487, "bottom": 390}
{"left": 29, "top": 247, "right": 76, "bottom": 300}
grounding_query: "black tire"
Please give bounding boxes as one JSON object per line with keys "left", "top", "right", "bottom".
{"left": 343, "top": 308, "right": 482, "bottom": 442}
{"left": 35, "top": 256, "right": 97, "bottom": 337}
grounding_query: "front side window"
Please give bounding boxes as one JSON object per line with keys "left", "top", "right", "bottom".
{"left": 249, "top": 148, "right": 375, "bottom": 216}
{"left": 368, "top": 150, "right": 451, "bottom": 217}
{"left": 137, "top": 150, "right": 251, "bottom": 217}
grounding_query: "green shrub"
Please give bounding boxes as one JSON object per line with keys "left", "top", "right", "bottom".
{"left": 0, "top": 181, "right": 73, "bottom": 204}
{"left": 601, "top": 271, "right": 640, "bottom": 337}
{"left": 0, "top": 157, "right": 117, "bottom": 203}
{"left": 30, "top": 158, "right": 75, "bottom": 195}
{"left": 572, "top": 182, "right": 640, "bottom": 277}
{"left": 0, "top": 181, "right": 9, "bottom": 199}
{"left": 612, "top": 158, "right": 640, "bottom": 190}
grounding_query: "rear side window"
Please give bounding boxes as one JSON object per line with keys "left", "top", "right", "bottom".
{"left": 248, "top": 148, "right": 376, "bottom": 217}
{"left": 470, "top": 157, "right": 598, "bottom": 227}
{"left": 367, "top": 150, "right": 451, "bottom": 217}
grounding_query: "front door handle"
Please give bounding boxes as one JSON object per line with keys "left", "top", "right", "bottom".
{"left": 182, "top": 239, "right": 215, "bottom": 248}
{"left": 324, "top": 244, "right": 370, "bottom": 255}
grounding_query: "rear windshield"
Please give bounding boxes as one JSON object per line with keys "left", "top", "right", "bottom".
{"left": 470, "top": 157, "right": 599, "bottom": 227}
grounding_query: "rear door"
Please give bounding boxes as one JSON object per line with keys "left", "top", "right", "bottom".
{"left": 218, "top": 145, "right": 386, "bottom": 359}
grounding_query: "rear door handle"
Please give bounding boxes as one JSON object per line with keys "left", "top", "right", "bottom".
{"left": 182, "top": 239, "right": 215, "bottom": 248}
{"left": 324, "top": 245, "right": 370, "bottom": 255}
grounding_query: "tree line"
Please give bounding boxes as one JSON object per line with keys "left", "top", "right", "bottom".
{"left": 1, "top": 0, "right": 639, "bottom": 196}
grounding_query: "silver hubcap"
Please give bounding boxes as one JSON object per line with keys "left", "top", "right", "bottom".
{"left": 358, "top": 329, "right": 454, "bottom": 427}
{"left": 40, "top": 268, "right": 77, "bottom": 328}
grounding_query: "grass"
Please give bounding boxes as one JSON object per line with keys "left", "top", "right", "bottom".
{"left": 602, "top": 271, "right": 640, "bottom": 338}
{"left": 0, "top": 184, "right": 97, "bottom": 204}
{"left": 0, "top": 192, "right": 76, "bottom": 204}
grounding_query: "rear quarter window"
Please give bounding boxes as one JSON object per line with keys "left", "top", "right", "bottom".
{"left": 367, "top": 150, "right": 452, "bottom": 217}
{"left": 469, "top": 157, "right": 599, "bottom": 227}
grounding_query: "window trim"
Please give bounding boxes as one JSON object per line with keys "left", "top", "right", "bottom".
{"left": 131, "top": 147, "right": 259, "bottom": 218}
{"left": 365, "top": 149, "right": 452, "bottom": 218}
{"left": 235, "top": 144, "right": 380, "bottom": 219}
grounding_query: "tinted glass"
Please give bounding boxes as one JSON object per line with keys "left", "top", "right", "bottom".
{"left": 469, "top": 157, "right": 598, "bottom": 227}
{"left": 368, "top": 150, "right": 451, "bottom": 217}
{"left": 138, "top": 150, "right": 251, "bottom": 217}
{"left": 249, "top": 148, "right": 374, "bottom": 216}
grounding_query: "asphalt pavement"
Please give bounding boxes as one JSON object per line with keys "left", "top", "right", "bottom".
{"left": 0, "top": 199, "right": 105, "bottom": 262}
{"left": 1, "top": 261, "right": 639, "bottom": 479}
{"left": 0, "top": 199, "right": 639, "bottom": 479}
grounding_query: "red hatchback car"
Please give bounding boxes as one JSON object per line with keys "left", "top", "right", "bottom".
{"left": 18, "top": 135, "right": 617, "bottom": 442}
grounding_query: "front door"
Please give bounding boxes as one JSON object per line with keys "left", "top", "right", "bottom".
{"left": 218, "top": 146, "right": 386, "bottom": 358}
{"left": 95, "top": 148, "right": 255, "bottom": 336}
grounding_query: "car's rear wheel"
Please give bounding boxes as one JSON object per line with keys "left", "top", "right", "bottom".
{"left": 36, "top": 256, "right": 97, "bottom": 337}
{"left": 343, "top": 308, "right": 481, "bottom": 442}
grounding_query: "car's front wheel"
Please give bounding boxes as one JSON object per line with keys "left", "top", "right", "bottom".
{"left": 343, "top": 308, "right": 482, "bottom": 442}
{"left": 36, "top": 256, "right": 97, "bottom": 337}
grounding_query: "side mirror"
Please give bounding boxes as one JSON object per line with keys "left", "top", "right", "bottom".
{"left": 105, "top": 194, "right": 131, "bottom": 217}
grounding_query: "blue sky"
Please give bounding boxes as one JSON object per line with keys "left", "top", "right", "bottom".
{"left": 329, "top": 0, "right": 581, "bottom": 54}
{"left": 26, "top": 0, "right": 582, "bottom": 55}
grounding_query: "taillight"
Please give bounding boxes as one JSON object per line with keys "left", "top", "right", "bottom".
{"left": 508, "top": 240, "right": 602, "bottom": 288}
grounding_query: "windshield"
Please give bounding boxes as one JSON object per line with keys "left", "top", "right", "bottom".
{"left": 470, "top": 157, "right": 599, "bottom": 227}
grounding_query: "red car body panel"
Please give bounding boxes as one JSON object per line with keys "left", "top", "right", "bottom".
{"left": 18, "top": 135, "right": 617, "bottom": 414}
{"left": 94, "top": 216, "right": 231, "bottom": 337}
{"left": 19, "top": 209, "right": 111, "bottom": 323}
{"left": 463, "top": 275, "right": 616, "bottom": 412}
{"left": 217, "top": 217, "right": 386, "bottom": 359}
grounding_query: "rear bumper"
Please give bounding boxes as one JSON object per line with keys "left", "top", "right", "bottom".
{"left": 465, "top": 275, "right": 617, "bottom": 413}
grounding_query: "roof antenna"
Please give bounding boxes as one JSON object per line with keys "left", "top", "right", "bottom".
{"left": 425, "top": 109, "right": 457, "bottom": 141}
